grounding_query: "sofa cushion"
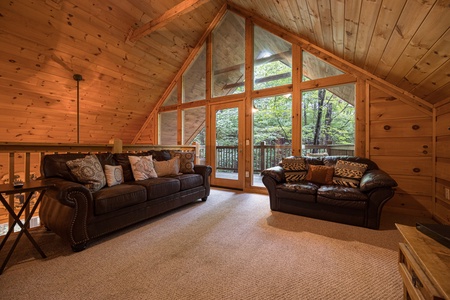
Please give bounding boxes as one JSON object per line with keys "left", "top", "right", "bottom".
{"left": 66, "top": 154, "right": 106, "bottom": 192}
{"left": 104, "top": 165, "right": 124, "bottom": 187}
{"left": 153, "top": 157, "right": 180, "bottom": 177}
{"left": 332, "top": 160, "right": 368, "bottom": 188}
{"left": 128, "top": 155, "right": 157, "bottom": 181}
{"left": 317, "top": 185, "right": 368, "bottom": 209}
{"left": 278, "top": 181, "right": 319, "bottom": 195}
{"left": 305, "top": 165, "right": 334, "bottom": 185}
{"left": 133, "top": 178, "right": 181, "bottom": 200}
{"left": 277, "top": 182, "right": 319, "bottom": 203}
{"left": 175, "top": 174, "right": 203, "bottom": 191}
{"left": 93, "top": 184, "right": 147, "bottom": 215}
{"left": 282, "top": 157, "right": 307, "bottom": 182}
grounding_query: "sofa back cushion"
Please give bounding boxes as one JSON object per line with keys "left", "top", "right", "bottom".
{"left": 148, "top": 150, "right": 171, "bottom": 161}
{"left": 41, "top": 152, "right": 114, "bottom": 181}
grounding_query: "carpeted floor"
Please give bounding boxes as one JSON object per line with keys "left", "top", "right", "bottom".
{"left": 0, "top": 188, "right": 431, "bottom": 299}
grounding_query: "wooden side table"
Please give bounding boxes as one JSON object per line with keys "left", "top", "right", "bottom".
{"left": 396, "top": 224, "right": 450, "bottom": 300}
{"left": 0, "top": 180, "right": 54, "bottom": 274}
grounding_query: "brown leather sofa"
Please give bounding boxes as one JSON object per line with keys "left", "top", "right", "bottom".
{"left": 39, "top": 151, "right": 211, "bottom": 251}
{"left": 261, "top": 156, "right": 397, "bottom": 229}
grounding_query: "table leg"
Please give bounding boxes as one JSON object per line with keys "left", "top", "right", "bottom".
{"left": 0, "top": 190, "right": 47, "bottom": 274}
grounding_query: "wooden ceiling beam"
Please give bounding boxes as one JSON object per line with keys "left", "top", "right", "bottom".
{"left": 127, "top": 0, "right": 212, "bottom": 43}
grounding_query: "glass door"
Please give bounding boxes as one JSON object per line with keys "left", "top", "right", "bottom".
{"left": 210, "top": 101, "right": 244, "bottom": 189}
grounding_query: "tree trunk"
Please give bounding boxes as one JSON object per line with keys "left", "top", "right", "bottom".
{"left": 313, "top": 89, "right": 326, "bottom": 152}
{"left": 325, "top": 102, "right": 332, "bottom": 145}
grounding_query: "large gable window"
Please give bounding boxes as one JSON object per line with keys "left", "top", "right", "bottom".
{"left": 154, "top": 9, "right": 357, "bottom": 190}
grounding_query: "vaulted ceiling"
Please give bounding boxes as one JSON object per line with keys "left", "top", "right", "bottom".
{"left": 0, "top": 0, "right": 448, "bottom": 144}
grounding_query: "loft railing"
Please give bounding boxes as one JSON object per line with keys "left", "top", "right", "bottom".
{"left": 0, "top": 140, "right": 199, "bottom": 235}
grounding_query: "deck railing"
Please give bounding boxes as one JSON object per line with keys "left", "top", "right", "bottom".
{"left": 215, "top": 143, "right": 355, "bottom": 173}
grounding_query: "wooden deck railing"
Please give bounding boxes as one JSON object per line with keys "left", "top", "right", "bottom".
{"left": 215, "top": 143, "right": 355, "bottom": 173}
{"left": 0, "top": 140, "right": 199, "bottom": 235}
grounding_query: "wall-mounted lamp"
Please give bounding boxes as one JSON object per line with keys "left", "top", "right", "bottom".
{"left": 73, "top": 74, "right": 83, "bottom": 144}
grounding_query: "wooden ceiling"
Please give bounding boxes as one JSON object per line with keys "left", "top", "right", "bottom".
{"left": 0, "top": 0, "right": 448, "bottom": 144}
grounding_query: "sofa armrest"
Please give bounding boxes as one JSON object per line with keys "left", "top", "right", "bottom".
{"left": 261, "top": 166, "right": 285, "bottom": 184}
{"left": 194, "top": 165, "right": 212, "bottom": 198}
{"left": 39, "top": 177, "right": 92, "bottom": 249}
{"left": 42, "top": 178, "right": 92, "bottom": 207}
{"left": 359, "top": 169, "right": 397, "bottom": 192}
{"left": 194, "top": 164, "right": 212, "bottom": 177}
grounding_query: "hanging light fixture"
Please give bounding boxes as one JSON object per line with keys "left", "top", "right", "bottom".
{"left": 73, "top": 74, "right": 83, "bottom": 144}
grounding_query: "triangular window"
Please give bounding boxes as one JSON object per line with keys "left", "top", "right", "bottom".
{"left": 212, "top": 11, "right": 246, "bottom": 97}
{"left": 183, "top": 44, "right": 206, "bottom": 103}
{"left": 302, "top": 50, "right": 344, "bottom": 81}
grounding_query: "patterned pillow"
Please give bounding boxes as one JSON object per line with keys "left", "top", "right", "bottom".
{"left": 333, "top": 160, "right": 368, "bottom": 188}
{"left": 153, "top": 157, "right": 180, "bottom": 177}
{"left": 171, "top": 151, "right": 195, "bottom": 174}
{"left": 128, "top": 155, "right": 157, "bottom": 181}
{"left": 104, "top": 165, "right": 124, "bottom": 187}
{"left": 66, "top": 154, "right": 106, "bottom": 192}
{"left": 282, "top": 157, "right": 307, "bottom": 183}
{"left": 305, "top": 165, "right": 334, "bottom": 185}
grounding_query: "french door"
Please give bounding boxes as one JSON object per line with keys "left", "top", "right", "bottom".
{"left": 210, "top": 101, "right": 244, "bottom": 189}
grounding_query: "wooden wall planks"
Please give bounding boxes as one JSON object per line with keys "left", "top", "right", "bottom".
{"left": 435, "top": 102, "right": 450, "bottom": 224}
{"left": 368, "top": 84, "right": 434, "bottom": 217}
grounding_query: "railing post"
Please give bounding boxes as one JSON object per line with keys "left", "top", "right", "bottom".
{"left": 8, "top": 153, "right": 14, "bottom": 227}
{"left": 260, "top": 141, "right": 265, "bottom": 171}
{"left": 191, "top": 142, "right": 200, "bottom": 165}
{"left": 109, "top": 138, "right": 123, "bottom": 153}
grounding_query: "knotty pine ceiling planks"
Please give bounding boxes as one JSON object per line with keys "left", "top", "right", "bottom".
{"left": 0, "top": 0, "right": 448, "bottom": 144}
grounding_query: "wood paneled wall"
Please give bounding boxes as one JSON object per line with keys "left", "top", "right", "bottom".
{"left": 367, "top": 83, "right": 434, "bottom": 217}
{"left": 435, "top": 101, "right": 450, "bottom": 224}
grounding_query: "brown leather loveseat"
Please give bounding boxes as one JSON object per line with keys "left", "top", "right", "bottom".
{"left": 261, "top": 156, "right": 397, "bottom": 229}
{"left": 39, "top": 150, "right": 211, "bottom": 251}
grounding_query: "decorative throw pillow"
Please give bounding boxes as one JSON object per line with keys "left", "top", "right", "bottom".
{"left": 282, "top": 157, "right": 307, "bottom": 183}
{"left": 153, "top": 157, "right": 180, "bottom": 177}
{"left": 128, "top": 155, "right": 157, "bottom": 181}
{"left": 333, "top": 160, "right": 368, "bottom": 188}
{"left": 305, "top": 165, "right": 334, "bottom": 185}
{"left": 104, "top": 165, "right": 124, "bottom": 187}
{"left": 66, "top": 154, "right": 106, "bottom": 192}
{"left": 171, "top": 151, "right": 195, "bottom": 174}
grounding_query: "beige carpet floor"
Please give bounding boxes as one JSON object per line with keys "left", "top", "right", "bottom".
{"left": 0, "top": 188, "right": 432, "bottom": 299}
